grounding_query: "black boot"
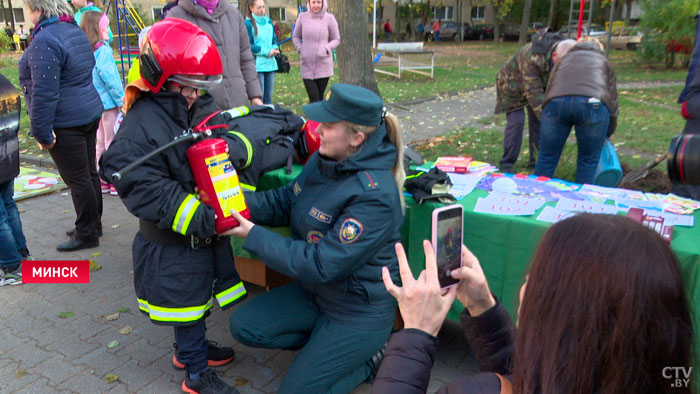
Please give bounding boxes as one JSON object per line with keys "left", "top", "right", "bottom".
{"left": 56, "top": 236, "right": 99, "bottom": 252}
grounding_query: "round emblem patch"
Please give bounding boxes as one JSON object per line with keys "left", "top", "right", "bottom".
{"left": 339, "top": 218, "right": 363, "bottom": 244}
{"left": 307, "top": 230, "right": 324, "bottom": 244}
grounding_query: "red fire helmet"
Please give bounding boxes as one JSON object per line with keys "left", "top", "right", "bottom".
{"left": 297, "top": 119, "right": 321, "bottom": 164}
{"left": 139, "top": 19, "right": 223, "bottom": 93}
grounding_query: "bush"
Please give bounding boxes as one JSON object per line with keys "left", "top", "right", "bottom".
{"left": 0, "top": 34, "right": 13, "bottom": 53}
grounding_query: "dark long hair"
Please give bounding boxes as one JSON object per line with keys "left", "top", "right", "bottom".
{"left": 246, "top": 0, "right": 262, "bottom": 36}
{"left": 513, "top": 213, "right": 693, "bottom": 394}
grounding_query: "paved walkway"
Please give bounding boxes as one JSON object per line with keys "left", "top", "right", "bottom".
{"left": 0, "top": 181, "right": 475, "bottom": 393}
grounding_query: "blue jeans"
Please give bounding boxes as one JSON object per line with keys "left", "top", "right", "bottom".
{"left": 258, "top": 71, "right": 275, "bottom": 105}
{"left": 433, "top": 30, "right": 440, "bottom": 41}
{"left": 0, "top": 179, "right": 26, "bottom": 267}
{"left": 535, "top": 96, "right": 610, "bottom": 184}
{"left": 230, "top": 281, "right": 392, "bottom": 394}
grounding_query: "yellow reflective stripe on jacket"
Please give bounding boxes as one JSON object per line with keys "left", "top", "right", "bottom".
{"left": 240, "top": 183, "right": 256, "bottom": 191}
{"left": 137, "top": 297, "right": 213, "bottom": 323}
{"left": 172, "top": 194, "right": 200, "bottom": 235}
{"left": 222, "top": 106, "right": 250, "bottom": 119}
{"left": 228, "top": 131, "right": 253, "bottom": 169}
{"left": 215, "top": 282, "right": 247, "bottom": 308}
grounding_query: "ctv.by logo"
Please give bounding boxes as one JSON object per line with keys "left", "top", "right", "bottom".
{"left": 663, "top": 367, "right": 692, "bottom": 388}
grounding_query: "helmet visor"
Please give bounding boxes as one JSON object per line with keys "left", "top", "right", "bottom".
{"left": 168, "top": 74, "right": 223, "bottom": 90}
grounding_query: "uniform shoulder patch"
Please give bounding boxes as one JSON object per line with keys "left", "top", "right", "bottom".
{"left": 357, "top": 171, "right": 381, "bottom": 192}
{"left": 293, "top": 182, "right": 302, "bottom": 196}
{"left": 339, "top": 218, "right": 363, "bottom": 244}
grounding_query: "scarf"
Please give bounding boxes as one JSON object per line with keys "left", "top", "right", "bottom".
{"left": 194, "top": 0, "right": 218, "bottom": 15}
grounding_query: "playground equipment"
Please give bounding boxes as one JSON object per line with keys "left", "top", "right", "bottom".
{"left": 104, "top": 0, "right": 144, "bottom": 84}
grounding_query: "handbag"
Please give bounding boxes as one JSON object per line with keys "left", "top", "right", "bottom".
{"left": 593, "top": 138, "right": 622, "bottom": 187}
{"left": 275, "top": 51, "right": 290, "bottom": 74}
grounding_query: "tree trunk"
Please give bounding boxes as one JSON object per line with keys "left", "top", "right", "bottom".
{"left": 332, "top": 0, "right": 380, "bottom": 95}
{"left": 7, "top": 0, "right": 13, "bottom": 31}
{"left": 519, "top": 0, "right": 533, "bottom": 44}
{"left": 409, "top": 4, "right": 414, "bottom": 41}
{"left": 624, "top": 0, "right": 632, "bottom": 25}
{"left": 492, "top": 5, "right": 501, "bottom": 43}
{"left": 547, "top": 0, "right": 555, "bottom": 28}
{"left": 394, "top": 1, "right": 400, "bottom": 42}
{"left": 422, "top": 0, "right": 430, "bottom": 24}
{"left": 238, "top": 0, "right": 247, "bottom": 18}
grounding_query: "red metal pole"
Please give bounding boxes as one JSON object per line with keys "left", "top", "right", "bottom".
{"left": 577, "top": 0, "right": 586, "bottom": 39}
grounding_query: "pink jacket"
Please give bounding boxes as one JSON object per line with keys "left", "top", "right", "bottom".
{"left": 292, "top": 0, "right": 340, "bottom": 80}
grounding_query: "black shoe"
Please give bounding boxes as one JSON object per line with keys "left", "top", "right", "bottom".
{"left": 65, "top": 228, "right": 103, "bottom": 237}
{"left": 173, "top": 341, "right": 235, "bottom": 370}
{"left": 182, "top": 368, "right": 239, "bottom": 394}
{"left": 499, "top": 165, "right": 514, "bottom": 173}
{"left": 56, "top": 237, "right": 99, "bottom": 252}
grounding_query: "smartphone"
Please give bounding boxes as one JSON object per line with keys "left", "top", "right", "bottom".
{"left": 431, "top": 204, "right": 464, "bottom": 289}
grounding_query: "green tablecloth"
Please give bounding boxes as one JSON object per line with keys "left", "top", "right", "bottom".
{"left": 242, "top": 165, "right": 700, "bottom": 363}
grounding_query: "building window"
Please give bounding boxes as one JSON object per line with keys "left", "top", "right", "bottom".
{"left": 432, "top": 6, "right": 454, "bottom": 21}
{"left": 471, "top": 6, "right": 485, "bottom": 20}
{"left": 1, "top": 8, "right": 24, "bottom": 23}
{"left": 269, "top": 7, "right": 286, "bottom": 21}
{"left": 368, "top": 6, "right": 384, "bottom": 22}
{"left": 152, "top": 6, "right": 163, "bottom": 21}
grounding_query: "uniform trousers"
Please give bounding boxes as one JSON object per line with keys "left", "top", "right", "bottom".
{"left": 230, "top": 281, "right": 391, "bottom": 394}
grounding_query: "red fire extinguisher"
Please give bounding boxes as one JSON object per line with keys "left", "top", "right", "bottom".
{"left": 112, "top": 110, "right": 251, "bottom": 233}
{"left": 187, "top": 111, "right": 251, "bottom": 233}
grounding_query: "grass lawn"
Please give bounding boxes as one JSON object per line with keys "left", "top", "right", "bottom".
{"left": 413, "top": 83, "right": 683, "bottom": 185}
{"left": 1, "top": 40, "right": 689, "bottom": 169}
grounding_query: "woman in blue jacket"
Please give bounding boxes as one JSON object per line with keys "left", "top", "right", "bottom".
{"left": 228, "top": 83, "right": 405, "bottom": 393}
{"left": 20, "top": 0, "right": 104, "bottom": 252}
{"left": 245, "top": 0, "right": 279, "bottom": 104}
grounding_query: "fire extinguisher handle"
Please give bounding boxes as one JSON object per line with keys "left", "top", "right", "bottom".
{"left": 112, "top": 132, "right": 202, "bottom": 182}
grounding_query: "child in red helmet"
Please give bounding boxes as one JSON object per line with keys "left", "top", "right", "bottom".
{"left": 99, "top": 19, "right": 246, "bottom": 394}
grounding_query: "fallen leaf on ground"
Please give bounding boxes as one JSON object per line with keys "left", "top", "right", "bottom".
{"left": 107, "top": 340, "right": 119, "bottom": 349}
{"left": 118, "top": 325, "right": 133, "bottom": 335}
{"left": 111, "top": 224, "right": 120, "bottom": 229}
{"left": 89, "top": 260, "right": 102, "bottom": 272}
{"left": 15, "top": 369, "right": 27, "bottom": 378}
{"left": 91, "top": 251, "right": 102, "bottom": 258}
{"left": 58, "top": 312, "right": 74, "bottom": 318}
{"left": 104, "top": 374, "right": 119, "bottom": 383}
{"left": 63, "top": 209, "right": 71, "bottom": 213}
{"left": 235, "top": 377, "right": 249, "bottom": 386}
{"left": 117, "top": 307, "right": 129, "bottom": 313}
{"left": 105, "top": 312, "right": 119, "bottom": 321}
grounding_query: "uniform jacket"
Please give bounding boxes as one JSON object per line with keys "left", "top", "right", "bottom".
{"left": 18, "top": 17, "right": 103, "bottom": 145}
{"left": 495, "top": 32, "right": 563, "bottom": 117}
{"left": 242, "top": 123, "right": 403, "bottom": 329}
{"left": 167, "top": 0, "right": 262, "bottom": 109}
{"left": 371, "top": 301, "right": 514, "bottom": 394}
{"left": 544, "top": 42, "right": 619, "bottom": 136}
{"left": 292, "top": 0, "right": 340, "bottom": 80}
{"left": 245, "top": 14, "right": 279, "bottom": 73}
{"left": 0, "top": 75, "right": 20, "bottom": 184}
{"left": 100, "top": 92, "right": 246, "bottom": 325}
{"left": 92, "top": 43, "right": 125, "bottom": 111}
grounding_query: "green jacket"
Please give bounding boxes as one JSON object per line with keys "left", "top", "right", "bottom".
{"left": 494, "top": 32, "right": 563, "bottom": 118}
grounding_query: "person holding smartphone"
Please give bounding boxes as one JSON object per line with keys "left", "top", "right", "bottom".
{"left": 374, "top": 214, "right": 693, "bottom": 394}
{"left": 227, "top": 83, "right": 405, "bottom": 393}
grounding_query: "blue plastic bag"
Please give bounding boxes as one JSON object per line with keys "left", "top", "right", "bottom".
{"left": 594, "top": 139, "right": 622, "bottom": 187}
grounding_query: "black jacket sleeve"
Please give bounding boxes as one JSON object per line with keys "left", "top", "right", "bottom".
{"left": 461, "top": 300, "right": 515, "bottom": 375}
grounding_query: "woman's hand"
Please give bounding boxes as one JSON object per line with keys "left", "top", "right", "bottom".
{"left": 451, "top": 245, "right": 496, "bottom": 317}
{"left": 39, "top": 139, "right": 55, "bottom": 151}
{"left": 382, "top": 240, "right": 457, "bottom": 337}
{"left": 250, "top": 97, "right": 263, "bottom": 106}
{"left": 219, "top": 209, "right": 255, "bottom": 238}
{"left": 269, "top": 48, "right": 280, "bottom": 57}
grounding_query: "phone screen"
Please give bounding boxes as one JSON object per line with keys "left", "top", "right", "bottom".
{"left": 435, "top": 207, "right": 463, "bottom": 288}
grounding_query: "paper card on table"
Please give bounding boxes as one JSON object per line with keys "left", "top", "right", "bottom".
{"left": 577, "top": 184, "right": 632, "bottom": 203}
{"left": 643, "top": 210, "right": 695, "bottom": 227}
{"left": 555, "top": 197, "right": 617, "bottom": 214}
{"left": 474, "top": 197, "right": 536, "bottom": 216}
{"left": 617, "top": 198, "right": 664, "bottom": 212}
{"left": 485, "top": 191, "right": 546, "bottom": 211}
{"left": 536, "top": 206, "right": 576, "bottom": 223}
{"left": 447, "top": 173, "right": 482, "bottom": 200}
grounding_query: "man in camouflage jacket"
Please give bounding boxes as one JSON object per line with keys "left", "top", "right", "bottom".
{"left": 495, "top": 30, "right": 565, "bottom": 171}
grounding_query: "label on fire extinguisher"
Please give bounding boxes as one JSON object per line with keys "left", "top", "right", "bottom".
{"left": 206, "top": 153, "right": 247, "bottom": 217}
